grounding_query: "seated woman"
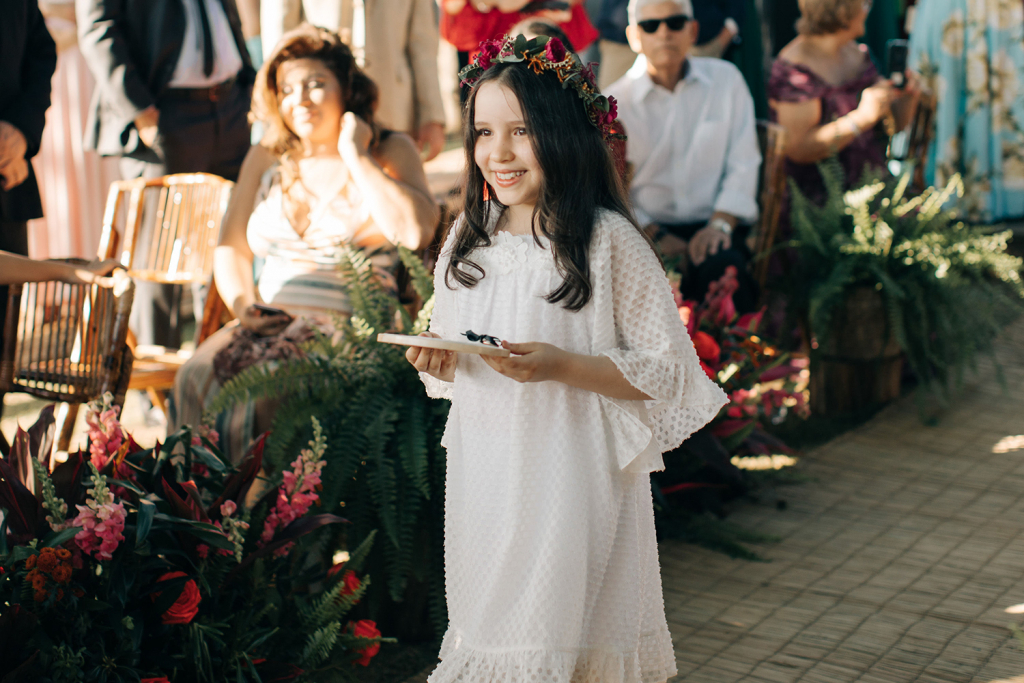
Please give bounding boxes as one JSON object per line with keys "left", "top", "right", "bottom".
{"left": 172, "top": 25, "right": 438, "bottom": 462}
{"left": 768, "top": 0, "right": 919, "bottom": 228}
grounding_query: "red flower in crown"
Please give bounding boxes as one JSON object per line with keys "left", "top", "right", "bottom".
{"left": 544, "top": 37, "right": 567, "bottom": 63}
{"left": 605, "top": 96, "right": 619, "bottom": 124}
{"left": 478, "top": 39, "right": 503, "bottom": 70}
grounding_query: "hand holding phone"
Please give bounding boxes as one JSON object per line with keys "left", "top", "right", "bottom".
{"left": 887, "top": 39, "right": 908, "bottom": 89}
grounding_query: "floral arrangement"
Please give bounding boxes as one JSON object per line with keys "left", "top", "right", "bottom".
{"left": 673, "top": 266, "right": 809, "bottom": 460}
{"left": 459, "top": 34, "right": 620, "bottom": 138}
{"left": 0, "top": 397, "right": 387, "bottom": 682}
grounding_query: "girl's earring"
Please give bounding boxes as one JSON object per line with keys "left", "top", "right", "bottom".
{"left": 483, "top": 183, "right": 491, "bottom": 201}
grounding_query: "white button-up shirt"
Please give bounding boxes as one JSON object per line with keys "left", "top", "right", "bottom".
{"left": 169, "top": 0, "right": 244, "bottom": 88}
{"left": 606, "top": 55, "right": 761, "bottom": 227}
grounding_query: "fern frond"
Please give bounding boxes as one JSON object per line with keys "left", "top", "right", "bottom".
{"left": 300, "top": 621, "right": 341, "bottom": 666}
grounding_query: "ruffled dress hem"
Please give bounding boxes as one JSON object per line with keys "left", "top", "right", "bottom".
{"left": 427, "top": 628, "right": 678, "bottom": 683}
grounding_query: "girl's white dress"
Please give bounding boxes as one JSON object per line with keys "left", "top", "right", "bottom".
{"left": 421, "top": 208, "right": 728, "bottom": 683}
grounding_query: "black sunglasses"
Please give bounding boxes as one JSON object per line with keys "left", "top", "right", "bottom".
{"left": 462, "top": 330, "right": 502, "bottom": 347}
{"left": 637, "top": 14, "right": 691, "bottom": 33}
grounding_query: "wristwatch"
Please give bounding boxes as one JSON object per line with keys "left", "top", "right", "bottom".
{"left": 710, "top": 218, "right": 734, "bottom": 236}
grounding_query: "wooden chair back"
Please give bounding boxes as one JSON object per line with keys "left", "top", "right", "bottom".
{"left": 97, "top": 173, "right": 233, "bottom": 284}
{"left": 752, "top": 120, "right": 787, "bottom": 290}
{"left": 0, "top": 265, "right": 135, "bottom": 406}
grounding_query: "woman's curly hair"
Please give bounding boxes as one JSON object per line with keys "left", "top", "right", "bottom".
{"left": 796, "top": 0, "right": 867, "bottom": 35}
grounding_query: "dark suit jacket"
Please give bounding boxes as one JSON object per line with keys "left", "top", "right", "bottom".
{"left": 77, "top": 0, "right": 255, "bottom": 157}
{"left": 0, "top": 0, "right": 57, "bottom": 222}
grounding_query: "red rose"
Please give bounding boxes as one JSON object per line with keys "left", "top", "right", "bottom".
{"left": 341, "top": 570, "right": 361, "bottom": 598}
{"left": 692, "top": 331, "right": 721, "bottom": 364}
{"left": 351, "top": 620, "right": 381, "bottom": 666}
{"left": 478, "top": 39, "right": 502, "bottom": 70}
{"left": 154, "top": 571, "right": 202, "bottom": 625}
{"left": 544, "top": 37, "right": 567, "bottom": 63}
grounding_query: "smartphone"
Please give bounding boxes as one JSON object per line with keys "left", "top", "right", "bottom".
{"left": 887, "top": 39, "right": 908, "bottom": 89}
{"left": 252, "top": 303, "right": 290, "bottom": 317}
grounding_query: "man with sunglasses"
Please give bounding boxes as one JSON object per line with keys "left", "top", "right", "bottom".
{"left": 606, "top": 0, "right": 761, "bottom": 312}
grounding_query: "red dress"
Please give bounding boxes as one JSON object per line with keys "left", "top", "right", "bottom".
{"left": 442, "top": 4, "right": 598, "bottom": 54}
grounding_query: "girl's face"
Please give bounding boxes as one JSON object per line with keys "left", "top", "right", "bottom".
{"left": 278, "top": 58, "right": 344, "bottom": 147}
{"left": 473, "top": 82, "right": 543, "bottom": 211}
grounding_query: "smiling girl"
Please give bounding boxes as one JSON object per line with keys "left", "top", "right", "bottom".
{"left": 406, "top": 35, "right": 727, "bottom": 683}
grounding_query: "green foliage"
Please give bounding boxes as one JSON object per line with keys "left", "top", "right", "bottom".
{"left": 211, "top": 246, "right": 449, "bottom": 639}
{"left": 786, "top": 159, "right": 1024, "bottom": 402}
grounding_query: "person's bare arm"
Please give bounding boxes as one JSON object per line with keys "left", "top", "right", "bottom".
{"left": 213, "top": 145, "right": 273, "bottom": 321}
{"left": 480, "top": 342, "right": 652, "bottom": 400}
{"left": 772, "top": 81, "right": 892, "bottom": 164}
{"left": 0, "top": 253, "right": 120, "bottom": 286}
{"left": 339, "top": 113, "right": 439, "bottom": 250}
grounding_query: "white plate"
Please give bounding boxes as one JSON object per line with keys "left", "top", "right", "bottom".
{"left": 376, "top": 333, "right": 511, "bottom": 357}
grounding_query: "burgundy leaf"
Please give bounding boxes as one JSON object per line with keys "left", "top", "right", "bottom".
{"left": 209, "top": 434, "right": 265, "bottom": 522}
{"left": 161, "top": 478, "right": 201, "bottom": 522}
{"left": 9, "top": 428, "right": 32, "bottom": 492}
{"left": 226, "top": 514, "right": 347, "bottom": 582}
{"left": 0, "top": 457, "right": 41, "bottom": 541}
{"left": 50, "top": 451, "right": 86, "bottom": 509}
{"left": 27, "top": 405, "right": 55, "bottom": 472}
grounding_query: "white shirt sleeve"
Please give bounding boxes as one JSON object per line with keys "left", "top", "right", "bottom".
{"left": 419, "top": 219, "right": 461, "bottom": 400}
{"left": 593, "top": 213, "right": 729, "bottom": 471}
{"left": 713, "top": 71, "right": 762, "bottom": 224}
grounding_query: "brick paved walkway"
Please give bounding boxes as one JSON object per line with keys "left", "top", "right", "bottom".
{"left": 662, "top": 318, "right": 1024, "bottom": 683}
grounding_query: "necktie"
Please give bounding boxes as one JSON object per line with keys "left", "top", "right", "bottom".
{"left": 196, "top": 0, "right": 215, "bottom": 77}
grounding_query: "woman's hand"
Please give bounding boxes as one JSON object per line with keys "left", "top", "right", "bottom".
{"left": 854, "top": 80, "right": 894, "bottom": 127}
{"left": 338, "top": 111, "right": 374, "bottom": 161}
{"left": 62, "top": 259, "right": 121, "bottom": 286}
{"left": 406, "top": 332, "right": 457, "bottom": 382}
{"left": 239, "top": 303, "right": 293, "bottom": 337}
{"left": 481, "top": 341, "right": 570, "bottom": 383}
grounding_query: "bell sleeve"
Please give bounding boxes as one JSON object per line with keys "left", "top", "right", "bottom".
{"left": 595, "top": 212, "right": 729, "bottom": 472}
{"left": 418, "top": 220, "right": 460, "bottom": 400}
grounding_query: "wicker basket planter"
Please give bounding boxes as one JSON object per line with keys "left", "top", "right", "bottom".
{"left": 809, "top": 286, "right": 902, "bottom": 415}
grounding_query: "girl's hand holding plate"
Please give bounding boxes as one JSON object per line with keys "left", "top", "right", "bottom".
{"left": 481, "top": 341, "right": 569, "bottom": 383}
{"left": 407, "top": 332, "right": 457, "bottom": 382}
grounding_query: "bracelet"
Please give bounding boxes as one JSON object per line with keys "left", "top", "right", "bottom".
{"left": 841, "top": 115, "right": 863, "bottom": 137}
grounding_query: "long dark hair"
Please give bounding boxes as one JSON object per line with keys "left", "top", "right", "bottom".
{"left": 446, "top": 60, "right": 644, "bottom": 311}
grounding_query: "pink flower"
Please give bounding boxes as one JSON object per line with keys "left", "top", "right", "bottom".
{"left": 72, "top": 461, "right": 126, "bottom": 561}
{"left": 196, "top": 544, "right": 210, "bottom": 559}
{"left": 191, "top": 423, "right": 220, "bottom": 448}
{"left": 221, "top": 500, "right": 237, "bottom": 517}
{"left": 544, "top": 37, "right": 567, "bottom": 63}
{"left": 260, "top": 419, "right": 328, "bottom": 556}
{"left": 74, "top": 500, "right": 126, "bottom": 561}
{"left": 727, "top": 406, "right": 743, "bottom": 418}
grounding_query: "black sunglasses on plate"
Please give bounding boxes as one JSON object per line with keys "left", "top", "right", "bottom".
{"left": 637, "top": 14, "right": 691, "bottom": 33}
{"left": 462, "top": 330, "right": 503, "bottom": 347}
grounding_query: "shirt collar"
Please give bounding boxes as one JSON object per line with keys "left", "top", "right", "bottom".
{"left": 631, "top": 57, "right": 710, "bottom": 105}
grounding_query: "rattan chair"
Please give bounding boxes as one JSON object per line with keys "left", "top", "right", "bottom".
{"left": 97, "top": 173, "right": 234, "bottom": 416}
{"left": 0, "top": 264, "right": 135, "bottom": 452}
{"left": 750, "top": 120, "right": 787, "bottom": 291}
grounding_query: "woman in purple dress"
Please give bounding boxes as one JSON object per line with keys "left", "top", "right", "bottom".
{"left": 767, "top": 0, "right": 919, "bottom": 223}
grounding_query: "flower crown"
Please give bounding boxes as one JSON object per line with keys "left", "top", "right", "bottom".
{"left": 459, "top": 34, "right": 621, "bottom": 139}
